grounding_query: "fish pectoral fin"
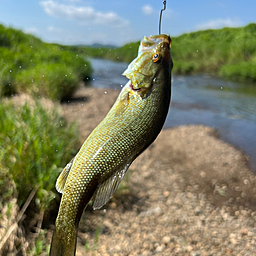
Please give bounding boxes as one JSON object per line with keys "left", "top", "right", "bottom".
{"left": 92, "top": 164, "right": 130, "bottom": 210}
{"left": 55, "top": 157, "right": 75, "bottom": 193}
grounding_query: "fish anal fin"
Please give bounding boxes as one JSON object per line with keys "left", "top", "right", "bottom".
{"left": 56, "top": 157, "right": 75, "bottom": 193}
{"left": 92, "top": 164, "right": 130, "bottom": 210}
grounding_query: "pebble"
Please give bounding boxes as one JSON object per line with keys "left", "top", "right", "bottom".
{"left": 155, "top": 245, "right": 165, "bottom": 253}
{"left": 162, "top": 236, "right": 171, "bottom": 244}
{"left": 230, "top": 237, "right": 237, "bottom": 245}
{"left": 61, "top": 97, "right": 256, "bottom": 256}
{"left": 212, "top": 231, "right": 218, "bottom": 237}
{"left": 191, "top": 252, "right": 202, "bottom": 256}
{"left": 239, "top": 228, "right": 248, "bottom": 236}
{"left": 200, "top": 171, "right": 206, "bottom": 178}
{"left": 187, "top": 245, "right": 193, "bottom": 252}
{"left": 163, "top": 191, "right": 170, "bottom": 197}
{"left": 194, "top": 206, "right": 202, "bottom": 215}
{"left": 110, "top": 202, "right": 117, "bottom": 209}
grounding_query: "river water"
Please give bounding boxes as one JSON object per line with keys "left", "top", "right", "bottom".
{"left": 89, "top": 58, "right": 256, "bottom": 172}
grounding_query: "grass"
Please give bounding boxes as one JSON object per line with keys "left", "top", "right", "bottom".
{"left": 28, "top": 230, "right": 51, "bottom": 256}
{"left": 0, "top": 154, "right": 16, "bottom": 216}
{"left": 69, "top": 23, "right": 256, "bottom": 83}
{"left": 0, "top": 24, "right": 92, "bottom": 101}
{"left": 0, "top": 100, "right": 79, "bottom": 209}
{"left": 84, "top": 226, "right": 102, "bottom": 253}
{"left": 14, "top": 62, "right": 80, "bottom": 101}
{"left": 172, "top": 23, "right": 256, "bottom": 82}
{"left": 0, "top": 94, "right": 80, "bottom": 255}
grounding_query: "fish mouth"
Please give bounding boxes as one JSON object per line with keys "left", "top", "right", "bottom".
{"left": 128, "top": 80, "right": 142, "bottom": 92}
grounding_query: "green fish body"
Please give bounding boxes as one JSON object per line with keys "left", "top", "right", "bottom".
{"left": 50, "top": 34, "right": 172, "bottom": 256}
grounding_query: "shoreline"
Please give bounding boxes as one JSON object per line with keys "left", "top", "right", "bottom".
{"left": 6, "top": 86, "right": 256, "bottom": 255}
{"left": 61, "top": 86, "right": 256, "bottom": 255}
{"left": 62, "top": 86, "right": 256, "bottom": 211}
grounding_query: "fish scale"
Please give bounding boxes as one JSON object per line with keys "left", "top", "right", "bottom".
{"left": 50, "top": 34, "right": 172, "bottom": 256}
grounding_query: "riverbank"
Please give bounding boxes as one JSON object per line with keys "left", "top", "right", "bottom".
{"left": 87, "top": 58, "right": 256, "bottom": 173}
{"left": 69, "top": 23, "right": 256, "bottom": 83}
{"left": 61, "top": 86, "right": 256, "bottom": 256}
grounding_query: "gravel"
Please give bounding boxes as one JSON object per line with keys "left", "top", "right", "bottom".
{"left": 60, "top": 86, "right": 256, "bottom": 256}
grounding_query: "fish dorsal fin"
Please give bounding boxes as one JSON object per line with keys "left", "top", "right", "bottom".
{"left": 92, "top": 164, "right": 130, "bottom": 210}
{"left": 56, "top": 157, "right": 75, "bottom": 193}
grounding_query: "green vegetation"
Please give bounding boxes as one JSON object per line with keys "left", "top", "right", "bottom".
{"left": 0, "top": 157, "right": 16, "bottom": 216}
{"left": 64, "top": 42, "right": 139, "bottom": 64}
{"left": 172, "top": 23, "right": 256, "bottom": 82}
{"left": 72, "top": 23, "right": 256, "bottom": 83}
{"left": 84, "top": 226, "right": 102, "bottom": 252}
{"left": 28, "top": 230, "right": 51, "bottom": 255}
{"left": 0, "top": 100, "right": 79, "bottom": 209}
{"left": 0, "top": 24, "right": 92, "bottom": 101}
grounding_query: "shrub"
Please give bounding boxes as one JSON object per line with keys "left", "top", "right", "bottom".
{"left": 0, "top": 24, "right": 92, "bottom": 100}
{"left": 219, "top": 62, "right": 256, "bottom": 82}
{"left": 15, "top": 62, "right": 80, "bottom": 101}
{"left": 0, "top": 100, "right": 79, "bottom": 209}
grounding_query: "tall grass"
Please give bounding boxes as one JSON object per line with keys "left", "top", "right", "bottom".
{"left": 172, "top": 23, "right": 256, "bottom": 82}
{"left": 0, "top": 24, "right": 92, "bottom": 101}
{"left": 0, "top": 153, "right": 16, "bottom": 215}
{"left": 14, "top": 62, "right": 80, "bottom": 101}
{"left": 0, "top": 100, "right": 79, "bottom": 209}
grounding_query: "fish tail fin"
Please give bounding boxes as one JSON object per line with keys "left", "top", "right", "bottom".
{"left": 49, "top": 228, "right": 77, "bottom": 256}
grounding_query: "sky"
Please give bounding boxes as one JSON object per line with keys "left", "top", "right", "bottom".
{"left": 0, "top": 0, "right": 256, "bottom": 46}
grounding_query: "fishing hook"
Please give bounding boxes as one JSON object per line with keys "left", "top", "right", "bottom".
{"left": 159, "top": 0, "right": 167, "bottom": 35}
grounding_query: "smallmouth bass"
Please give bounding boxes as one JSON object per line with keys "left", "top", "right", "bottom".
{"left": 50, "top": 34, "right": 172, "bottom": 256}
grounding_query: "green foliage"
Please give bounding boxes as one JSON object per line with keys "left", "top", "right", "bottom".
{"left": 28, "top": 230, "right": 50, "bottom": 256}
{"left": 67, "top": 41, "right": 140, "bottom": 63}
{"left": 0, "top": 152, "right": 16, "bottom": 214}
{"left": 113, "top": 42, "right": 139, "bottom": 62}
{"left": 0, "top": 24, "right": 42, "bottom": 48}
{"left": 15, "top": 63, "right": 80, "bottom": 101}
{"left": 171, "top": 23, "right": 256, "bottom": 80}
{"left": 219, "top": 62, "right": 256, "bottom": 82}
{"left": 0, "top": 100, "right": 79, "bottom": 209}
{"left": 83, "top": 226, "right": 102, "bottom": 252}
{"left": 0, "top": 24, "right": 92, "bottom": 101}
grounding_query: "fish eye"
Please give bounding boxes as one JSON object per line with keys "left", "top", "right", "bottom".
{"left": 152, "top": 53, "right": 161, "bottom": 63}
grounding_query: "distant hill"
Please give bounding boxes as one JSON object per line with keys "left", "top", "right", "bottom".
{"left": 87, "top": 43, "right": 117, "bottom": 49}
{"left": 71, "top": 43, "right": 117, "bottom": 49}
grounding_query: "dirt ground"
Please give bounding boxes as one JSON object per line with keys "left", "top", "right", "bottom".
{"left": 59, "top": 86, "right": 256, "bottom": 256}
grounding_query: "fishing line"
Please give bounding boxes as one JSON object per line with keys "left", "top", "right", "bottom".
{"left": 159, "top": 0, "right": 167, "bottom": 35}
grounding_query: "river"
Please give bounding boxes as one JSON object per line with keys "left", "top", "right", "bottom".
{"left": 89, "top": 58, "right": 256, "bottom": 172}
